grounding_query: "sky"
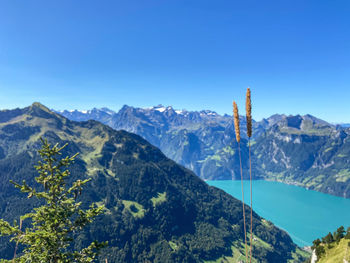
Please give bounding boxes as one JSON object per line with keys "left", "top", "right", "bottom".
{"left": 0, "top": 0, "right": 349, "bottom": 122}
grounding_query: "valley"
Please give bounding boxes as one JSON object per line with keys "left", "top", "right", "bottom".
{"left": 0, "top": 103, "right": 307, "bottom": 262}
{"left": 56, "top": 105, "right": 350, "bottom": 198}
{"left": 208, "top": 180, "right": 350, "bottom": 247}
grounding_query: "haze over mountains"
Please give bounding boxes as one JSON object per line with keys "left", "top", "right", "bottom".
{"left": 0, "top": 103, "right": 308, "bottom": 262}
{"left": 55, "top": 105, "right": 350, "bottom": 198}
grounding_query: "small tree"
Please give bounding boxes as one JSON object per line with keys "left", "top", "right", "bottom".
{"left": 0, "top": 139, "right": 106, "bottom": 262}
{"left": 312, "top": 238, "right": 321, "bottom": 249}
{"left": 334, "top": 226, "right": 345, "bottom": 243}
{"left": 322, "top": 232, "right": 334, "bottom": 245}
{"left": 315, "top": 245, "right": 325, "bottom": 259}
{"left": 345, "top": 227, "right": 350, "bottom": 239}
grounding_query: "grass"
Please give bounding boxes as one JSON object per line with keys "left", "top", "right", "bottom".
{"left": 249, "top": 233, "right": 272, "bottom": 250}
{"left": 334, "top": 169, "right": 350, "bottom": 182}
{"left": 197, "top": 154, "right": 222, "bottom": 167}
{"left": 304, "top": 174, "right": 325, "bottom": 187}
{"left": 211, "top": 154, "right": 222, "bottom": 161}
{"left": 168, "top": 241, "right": 178, "bottom": 251}
{"left": 222, "top": 146, "right": 235, "bottom": 155}
{"left": 318, "top": 238, "right": 350, "bottom": 263}
{"left": 264, "top": 171, "right": 287, "bottom": 181}
{"left": 203, "top": 245, "right": 250, "bottom": 263}
{"left": 261, "top": 219, "right": 271, "bottom": 227}
{"left": 151, "top": 192, "right": 167, "bottom": 207}
{"left": 324, "top": 147, "right": 333, "bottom": 153}
{"left": 0, "top": 104, "right": 122, "bottom": 181}
{"left": 133, "top": 152, "right": 139, "bottom": 159}
{"left": 279, "top": 124, "right": 333, "bottom": 136}
{"left": 121, "top": 200, "right": 146, "bottom": 218}
{"left": 247, "top": 140, "right": 256, "bottom": 146}
{"left": 259, "top": 219, "right": 311, "bottom": 262}
{"left": 288, "top": 248, "right": 311, "bottom": 263}
{"left": 204, "top": 233, "right": 280, "bottom": 263}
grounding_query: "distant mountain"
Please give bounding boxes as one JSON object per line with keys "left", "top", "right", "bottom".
{"left": 337, "top": 123, "right": 350, "bottom": 128}
{"left": 55, "top": 105, "right": 350, "bottom": 198}
{"left": 54, "top": 105, "right": 272, "bottom": 181}
{"left": 56, "top": 107, "right": 116, "bottom": 123}
{"left": 253, "top": 114, "right": 350, "bottom": 197}
{"left": 0, "top": 103, "right": 307, "bottom": 262}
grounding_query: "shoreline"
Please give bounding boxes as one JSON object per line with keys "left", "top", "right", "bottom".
{"left": 206, "top": 177, "right": 349, "bottom": 199}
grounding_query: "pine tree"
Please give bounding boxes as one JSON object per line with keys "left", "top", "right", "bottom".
{"left": 0, "top": 138, "right": 107, "bottom": 262}
{"left": 334, "top": 226, "right": 345, "bottom": 242}
{"left": 322, "top": 232, "right": 334, "bottom": 244}
{"left": 345, "top": 227, "right": 350, "bottom": 239}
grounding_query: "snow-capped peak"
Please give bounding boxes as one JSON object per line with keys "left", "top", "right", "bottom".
{"left": 145, "top": 105, "right": 190, "bottom": 115}
{"left": 100, "top": 108, "right": 115, "bottom": 115}
{"left": 155, "top": 107, "right": 166, "bottom": 112}
{"left": 200, "top": 110, "right": 218, "bottom": 116}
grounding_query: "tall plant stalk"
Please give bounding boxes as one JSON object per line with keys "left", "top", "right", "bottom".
{"left": 233, "top": 101, "right": 248, "bottom": 263}
{"left": 246, "top": 87, "right": 253, "bottom": 263}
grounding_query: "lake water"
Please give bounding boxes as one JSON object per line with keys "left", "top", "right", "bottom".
{"left": 207, "top": 180, "right": 350, "bottom": 247}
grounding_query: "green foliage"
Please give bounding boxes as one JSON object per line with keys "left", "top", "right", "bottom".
{"left": 316, "top": 238, "right": 350, "bottom": 263}
{"left": 121, "top": 200, "right": 145, "bottom": 218}
{"left": 0, "top": 104, "right": 308, "bottom": 262}
{"left": 57, "top": 102, "right": 350, "bottom": 198}
{"left": 315, "top": 245, "right": 325, "bottom": 259}
{"left": 322, "top": 232, "right": 334, "bottom": 244}
{"left": 345, "top": 227, "right": 350, "bottom": 239}
{"left": 312, "top": 238, "right": 321, "bottom": 249}
{"left": 0, "top": 139, "right": 106, "bottom": 262}
{"left": 150, "top": 192, "right": 166, "bottom": 207}
{"left": 334, "top": 226, "right": 345, "bottom": 242}
{"left": 311, "top": 226, "right": 350, "bottom": 262}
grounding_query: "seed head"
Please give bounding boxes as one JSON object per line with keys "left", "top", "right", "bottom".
{"left": 233, "top": 101, "right": 240, "bottom": 143}
{"left": 246, "top": 87, "right": 252, "bottom": 138}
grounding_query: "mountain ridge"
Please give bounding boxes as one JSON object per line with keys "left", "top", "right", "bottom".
{"left": 0, "top": 103, "right": 308, "bottom": 262}
{"left": 53, "top": 104, "right": 350, "bottom": 198}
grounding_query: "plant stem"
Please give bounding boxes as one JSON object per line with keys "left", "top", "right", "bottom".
{"left": 249, "top": 138, "right": 253, "bottom": 263}
{"left": 238, "top": 143, "right": 248, "bottom": 263}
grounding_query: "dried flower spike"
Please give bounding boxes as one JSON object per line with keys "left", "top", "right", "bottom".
{"left": 246, "top": 87, "right": 252, "bottom": 138}
{"left": 233, "top": 101, "right": 240, "bottom": 143}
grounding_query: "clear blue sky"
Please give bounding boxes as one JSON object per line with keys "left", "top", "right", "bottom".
{"left": 0, "top": 0, "right": 349, "bottom": 122}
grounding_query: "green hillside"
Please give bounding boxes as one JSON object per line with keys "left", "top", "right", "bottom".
{"left": 58, "top": 107, "right": 350, "bottom": 198}
{"left": 308, "top": 226, "right": 350, "bottom": 263}
{"left": 253, "top": 115, "right": 350, "bottom": 198}
{"left": 0, "top": 103, "right": 308, "bottom": 262}
{"left": 318, "top": 238, "right": 350, "bottom": 263}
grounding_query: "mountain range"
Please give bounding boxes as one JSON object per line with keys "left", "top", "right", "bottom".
{"left": 55, "top": 105, "right": 350, "bottom": 198}
{"left": 0, "top": 103, "right": 308, "bottom": 262}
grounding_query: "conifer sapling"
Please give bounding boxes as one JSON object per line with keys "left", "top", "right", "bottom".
{"left": 0, "top": 138, "right": 107, "bottom": 263}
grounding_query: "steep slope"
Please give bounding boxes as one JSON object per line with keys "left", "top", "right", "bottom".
{"left": 56, "top": 107, "right": 115, "bottom": 123}
{"left": 253, "top": 115, "right": 350, "bottom": 197}
{"left": 309, "top": 227, "right": 350, "bottom": 263}
{"left": 56, "top": 106, "right": 350, "bottom": 198}
{"left": 54, "top": 105, "right": 272, "bottom": 180}
{"left": 316, "top": 238, "right": 350, "bottom": 263}
{"left": 0, "top": 103, "right": 306, "bottom": 262}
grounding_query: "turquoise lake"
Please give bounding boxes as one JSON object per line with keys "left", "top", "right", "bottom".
{"left": 207, "top": 180, "right": 350, "bottom": 247}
